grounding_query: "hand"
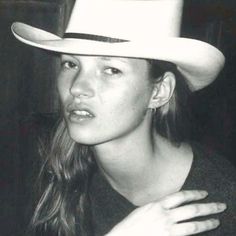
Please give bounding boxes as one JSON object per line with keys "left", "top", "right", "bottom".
{"left": 106, "top": 190, "right": 226, "bottom": 236}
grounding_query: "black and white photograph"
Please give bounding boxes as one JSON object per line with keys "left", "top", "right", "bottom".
{"left": 1, "top": 0, "right": 236, "bottom": 235}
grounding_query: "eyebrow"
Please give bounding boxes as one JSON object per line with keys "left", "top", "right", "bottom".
{"left": 100, "top": 56, "right": 129, "bottom": 64}
{"left": 61, "top": 54, "right": 77, "bottom": 61}
{"left": 62, "top": 55, "right": 130, "bottom": 65}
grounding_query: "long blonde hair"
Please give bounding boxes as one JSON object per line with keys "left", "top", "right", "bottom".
{"left": 29, "top": 119, "right": 96, "bottom": 236}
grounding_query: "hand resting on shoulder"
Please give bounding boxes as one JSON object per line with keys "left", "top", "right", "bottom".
{"left": 106, "top": 190, "right": 226, "bottom": 236}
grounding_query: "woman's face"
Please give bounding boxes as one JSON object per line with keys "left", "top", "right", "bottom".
{"left": 57, "top": 55, "right": 155, "bottom": 145}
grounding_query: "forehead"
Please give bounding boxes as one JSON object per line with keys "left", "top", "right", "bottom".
{"left": 97, "top": 56, "right": 146, "bottom": 63}
{"left": 62, "top": 54, "right": 148, "bottom": 66}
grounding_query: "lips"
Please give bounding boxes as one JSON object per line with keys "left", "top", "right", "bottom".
{"left": 66, "top": 103, "right": 95, "bottom": 122}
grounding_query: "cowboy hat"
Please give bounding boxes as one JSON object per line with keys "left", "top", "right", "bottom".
{"left": 11, "top": 0, "right": 225, "bottom": 91}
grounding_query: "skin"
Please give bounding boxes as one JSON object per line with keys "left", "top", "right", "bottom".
{"left": 58, "top": 55, "right": 226, "bottom": 235}
{"left": 58, "top": 55, "right": 155, "bottom": 146}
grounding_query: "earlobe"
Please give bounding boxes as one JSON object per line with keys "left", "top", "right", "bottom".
{"left": 148, "top": 72, "right": 176, "bottom": 109}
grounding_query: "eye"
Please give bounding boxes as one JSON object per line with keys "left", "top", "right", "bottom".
{"left": 61, "top": 60, "right": 79, "bottom": 70}
{"left": 104, "top": 67, "right": 122, "bottom": 76}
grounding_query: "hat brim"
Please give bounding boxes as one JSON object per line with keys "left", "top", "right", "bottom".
{"left": 11, "top": 22, "right": 225, "bottom": 91}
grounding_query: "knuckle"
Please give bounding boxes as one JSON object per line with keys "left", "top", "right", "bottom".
{"left": 180, "top": 190, "right": 189, "bottom": 197}
{"left": 180, "top": 190, "right": 199, "bottom": 201}
{"left": 178, "top": 190, "right": 189, "bottom": 200}
{"left": 211, "top": 203, "right": 219, "bottom": 211}
{"left": 165, "top": 210, "right": 175, "bottom": 222}
{"left": 190, "top": 204, "right": 200, "bottom": 214}
{"left": 206, "top": 203, "right": 220, "bottom": 213}
{"left": 183, "top": 223, "right": 198, "bottom": 234}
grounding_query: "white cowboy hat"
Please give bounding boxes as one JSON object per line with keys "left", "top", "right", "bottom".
{"left": 11, "top": 0, "right": 225, "bottom": 91}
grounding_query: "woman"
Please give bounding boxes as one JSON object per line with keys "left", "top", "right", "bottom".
{"left": 11, "top": 0, "right": 236, "bottom": 236}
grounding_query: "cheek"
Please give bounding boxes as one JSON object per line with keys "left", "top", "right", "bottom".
{"left": 129, "top": 82, "right": 153, "bottom": 110}
{"left": 106, "top": 83, "right": 152, "bottom": 122}
{"left": 57, "top": 72, "right": 72, "bottom": 101}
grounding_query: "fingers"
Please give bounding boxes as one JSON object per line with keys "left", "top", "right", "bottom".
{"left": 107, "top": 189, "right": 225, "bottom": 236}
{"left": 170, "top": 202, "right": 227, "bottom": 222}
{"left": 171, "top": 219, "right": 220, "bottom": 236}
{"left": 160, "top": 190, "right": 208, "bottom": 209}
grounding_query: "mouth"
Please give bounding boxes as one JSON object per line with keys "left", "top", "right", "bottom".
{"left": 71, "top": 109, "right": 94, "bottom": 117}
{"left": 66, "top": 105, "right": 95, "bottom": 123}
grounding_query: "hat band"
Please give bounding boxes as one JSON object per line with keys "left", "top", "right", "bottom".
{"left": 64, "top": 33, "right": 128, "bottom": 43}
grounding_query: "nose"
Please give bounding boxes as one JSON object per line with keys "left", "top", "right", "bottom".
{"left": 70, "top": 70, "right": 95, "bottom": 99}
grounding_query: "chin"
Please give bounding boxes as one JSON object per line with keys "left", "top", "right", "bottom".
{"left": 68, "top": 128, "right": 93, "bottom": 145}
{"left": 67, "top": 125, "right": 106, "bottom": 146}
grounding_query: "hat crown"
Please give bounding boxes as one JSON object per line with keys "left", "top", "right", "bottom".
{"left": 66, "top": 0, "right": 183, "bottom": 41}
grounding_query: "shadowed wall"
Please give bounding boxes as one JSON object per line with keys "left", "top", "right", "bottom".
{"left": 0, "top": 1, "right": 74, "bottom": 235}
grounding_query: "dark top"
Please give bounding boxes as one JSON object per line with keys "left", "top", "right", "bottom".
{"left": 88, "top": 143, "right": 236, "bottom": 236}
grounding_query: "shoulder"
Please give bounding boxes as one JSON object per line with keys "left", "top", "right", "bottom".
{"left": 186, "top": 142, "right": 236, "bottom": 235}
{"left": 191, "top": 142, "right": 236, "bottom": 185}
{"left": 187, "top": 142, "right": 236, "bottom": 197}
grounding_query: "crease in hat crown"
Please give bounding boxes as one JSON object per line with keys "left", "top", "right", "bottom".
{"left": 11, "top": 0, "right": 225, "bottom": 91}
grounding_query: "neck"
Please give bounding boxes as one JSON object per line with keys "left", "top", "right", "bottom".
{"left": 93, "top": 124, "right": 185, "bottom": 204}
{"left": 93, "top": 123, "right": 155, "bottom": 184}
{"left": 92, "top": 126, "right": 193, "bottom": 205}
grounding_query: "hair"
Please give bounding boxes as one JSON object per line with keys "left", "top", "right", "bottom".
{"left": 28, "top": 59, "right": 191, "bottom": 236}
{"left": 28, "top": 120, "right": 96, "bottom": 236}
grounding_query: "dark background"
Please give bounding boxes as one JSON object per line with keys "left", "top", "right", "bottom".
{"left": 0, "top": 1, "right": 236, "bottom": 235}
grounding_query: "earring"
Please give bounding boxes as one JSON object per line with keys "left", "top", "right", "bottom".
{"left": 152, "top": 107, "right": 157, "bottom": 114}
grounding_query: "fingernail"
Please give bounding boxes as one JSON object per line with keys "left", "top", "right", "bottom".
{"left": 212, "top": 219, "right": 220, "bottom": 226}
{"left": 201, "top": 191, "right": 208, "bottom": 197}
{"left": 218, "top": 203, "right": 227, "bottom": 210}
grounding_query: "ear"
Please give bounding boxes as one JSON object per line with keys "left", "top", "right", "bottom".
{"left": 148, "top": 72, "right": 176, "bottom": 109}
